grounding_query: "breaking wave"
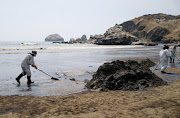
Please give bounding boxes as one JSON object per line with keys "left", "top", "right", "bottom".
{"left": 0, "top": 45, "right": 143, "bottom": 51}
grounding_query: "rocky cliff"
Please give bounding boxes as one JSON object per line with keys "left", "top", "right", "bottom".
{"left": 120, "top": 13, "right": 180, "bottom": 43}
{"left": 90, "top": 13, "right": 180, "bottom": 44}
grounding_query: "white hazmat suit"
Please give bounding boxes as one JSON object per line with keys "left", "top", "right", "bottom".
{"left": 16, "top": 51, "right": 37, "bottom": 85}
{"left": 159, "top": 49, "right": 170, "bottom": 72}
{"left": 21, "top": 54, "right": 36, "bottom": 76}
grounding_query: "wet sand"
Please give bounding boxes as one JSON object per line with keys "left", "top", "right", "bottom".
{"left": 0, "top": 67, "right": 180, "bottom": 118}
{"left": 1, "top": 44, "right": 180, "bottom": 117}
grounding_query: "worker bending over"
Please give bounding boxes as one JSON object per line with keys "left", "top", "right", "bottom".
{"left": 15, "top": 51, "right": 38, "bottom": 85}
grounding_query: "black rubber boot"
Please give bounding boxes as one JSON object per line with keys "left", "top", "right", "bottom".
{"left": 15, "top": 73, "right": 24, "bottom": 84}
{"left": 173, "top": 59, "right": 174, "bottom": 63}
{"left": 27, "top": 76, "right": 34, "bottom": 86}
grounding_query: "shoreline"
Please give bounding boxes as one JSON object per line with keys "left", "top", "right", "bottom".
{"left": 1, "top": 45, "right": 180, "bottom": 117}
{"left": 0, "top": 65, "right": 180, "bottom": 118}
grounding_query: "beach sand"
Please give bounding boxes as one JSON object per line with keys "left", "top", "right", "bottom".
{"left": 0, "top": 68, "right": 180, "bottom": 118}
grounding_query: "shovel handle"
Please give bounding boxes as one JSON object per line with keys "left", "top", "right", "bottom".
{"left": 37, "top": 69, "right": 53, "bottom": 78}
{"left": 153, "top": 62, "right": 161, "bottom": 72}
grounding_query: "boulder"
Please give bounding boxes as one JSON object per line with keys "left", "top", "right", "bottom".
{"left": 85, "top": 59, "right": 167, "bottom": 91}
{"left": 45, "top": 34, "right": 64, "bottom": 42}
{"left": 69, "top": 38, "right": 75, "bottom": 43}
{"left": 81, "top": 35, "right": 87, "bottom": 41}
{"left": 70, "top": 35, "right": 88, "bottom": 43}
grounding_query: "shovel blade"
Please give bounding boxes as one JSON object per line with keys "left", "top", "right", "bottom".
{"left": 51, "top": 77, "right": 59, "bottom": 80}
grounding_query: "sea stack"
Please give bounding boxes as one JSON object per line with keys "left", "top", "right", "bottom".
{"left": 45, "top": 34, "right": 64, "bottom": 42}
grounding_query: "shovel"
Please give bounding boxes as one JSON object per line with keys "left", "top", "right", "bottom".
{"left": 152, "top": 61, "right": 161, "bottom": 72}
{"left": 37, "top": 69, "right": 59, "bottom": 80}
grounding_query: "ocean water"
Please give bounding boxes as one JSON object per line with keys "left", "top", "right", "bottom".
{"left": 0, "top": 41, "right": 178, "bottom": 96}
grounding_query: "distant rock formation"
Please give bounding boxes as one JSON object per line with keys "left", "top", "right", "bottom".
{"left": 90, "top": 25, "right": 137, "bottom": 45}
{"left": 45, "top": 34, "right": 64, "bottom": 42}
{"left": 100, "top": 25, "right": 137, "bottom": 45}
{"left": 75, "top": 38, "right": 82, "bottom": 42}
{"left": 86, "top": 59, "right": 167, "bottom": 91}
{"left": 69, "top": 35, "right": 88, "bottom": 43}
{"left": 81, "top": 35, "right": 87, "bottom": 41}
{"left": 69, "top": 38, "right": 75, "bottom": 43}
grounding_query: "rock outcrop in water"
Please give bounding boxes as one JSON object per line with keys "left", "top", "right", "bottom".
{"left": 85, "top": 59, "right": 167, "bottom": 91}
{"left": 45, "top": 34, "right": 64, "bottom": 42}
{"left": 81, "top": 35, "right": 87, "bottom": 41}
{"left": 68, "top": 35, "right": 87, "bottom": 43}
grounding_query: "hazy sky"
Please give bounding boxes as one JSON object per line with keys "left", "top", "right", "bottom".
{"left": 0, "top": 0, "right": 180, "bottom": 42}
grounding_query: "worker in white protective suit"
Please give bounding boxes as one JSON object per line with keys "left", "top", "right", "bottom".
{"left": 159, "top": 45, "right": 170, "bottom": 73}
{"left": 169, "top": 45, "right": 177, "bottom": 63}
{"left": 15, "top": 51, "right": 38, "bottom": 85}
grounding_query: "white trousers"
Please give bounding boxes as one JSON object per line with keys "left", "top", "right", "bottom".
{"left": 21, "top": 66, "right": 31, "bottom": 76}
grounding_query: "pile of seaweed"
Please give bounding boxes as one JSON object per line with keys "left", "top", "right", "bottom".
{"left": 85, "top": 59, "right": 167, "bottom": 91}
